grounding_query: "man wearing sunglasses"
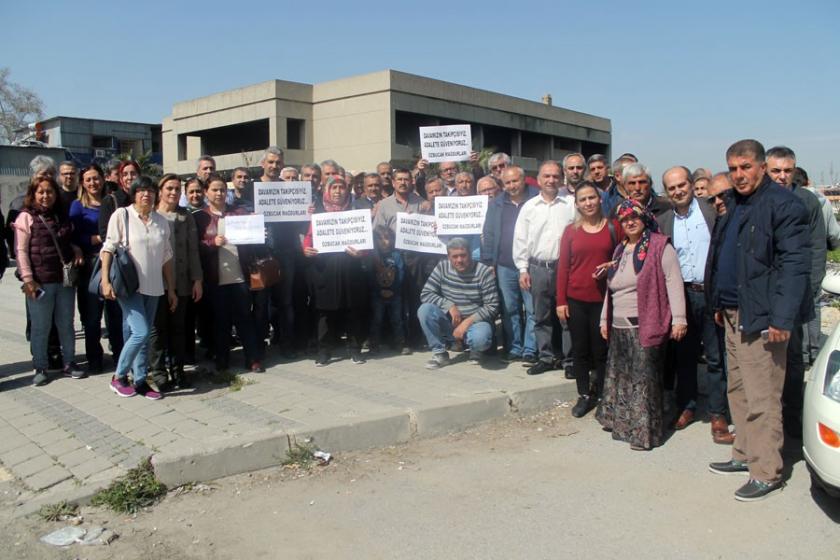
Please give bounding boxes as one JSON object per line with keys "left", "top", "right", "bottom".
{"left": 706, "top": 173, "right": 733, "bottom": 216}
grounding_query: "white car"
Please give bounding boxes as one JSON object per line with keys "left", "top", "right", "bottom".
{"left": 803, "top": 272, "right": 840, "bottom": 497}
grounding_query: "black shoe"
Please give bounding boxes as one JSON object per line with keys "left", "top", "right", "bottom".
{"left": 734, "top": 478, "right": 784, "bottom": 502}
{"left": 571, "top": 395, "right": 595, "bottom": 418}
{"left": 315, "top": 351, "right": 331, "bottom": 367}
{"left": 502, "top": 353, "right": 522, "bottom": 363}
{"left": 527, "top": 361, "right": 554, "bottom": 376}
{"left": 708, "top": 459, "right": 749, "bottom": 476}
{"left": 553, "top": 358, "right": 565, "bottom": 371}
{"left": 564, "top": 370, "right": 575, "bottom": 380}
{"left": 521, "top": 354, "right": 538, "bottom": 366}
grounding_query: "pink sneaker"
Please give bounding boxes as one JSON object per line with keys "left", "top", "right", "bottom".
{"left": 110, "top": 376, "right": 136, "bottom": 398}
{"left": 134, "top": 382, "right": 162, "bottom": 401}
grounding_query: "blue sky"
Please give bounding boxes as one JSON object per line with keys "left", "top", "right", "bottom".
{"left": 4, "top": 0, "right": 839, "bottom": 185}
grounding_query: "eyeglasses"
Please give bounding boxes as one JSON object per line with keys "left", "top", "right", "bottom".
{"left": 706, "top": 194, "right": 725, "bottom": 204}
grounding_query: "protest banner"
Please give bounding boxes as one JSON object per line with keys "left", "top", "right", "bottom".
{"left": 253, "top": 181, "right": 312, "bottom": 222}
{"left": 419, "top": 124, "right": 472, "bottom": 163}
{"left": 311, "top": 209, "right": 373, "bottom": 253}
{"left": 434, "top": 195, "right": 489, "bottom": 235}
{"left": 223, "top": 214, "right": 265, "bottom": 245}
{"left": 394, "top": 212, "right": 447, "bottom": 255}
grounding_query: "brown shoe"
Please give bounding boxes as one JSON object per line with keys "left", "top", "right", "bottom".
{"left": 674, "top": 408, "right": 695, "bottom": 430}
{"left": 710, "top": 414, "right": 734, "bottom": 444}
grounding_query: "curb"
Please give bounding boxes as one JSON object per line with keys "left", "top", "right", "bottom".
{"left": 153, "top": 380, "right": 576, "bottom": 488}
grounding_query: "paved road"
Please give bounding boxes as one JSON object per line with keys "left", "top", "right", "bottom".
{"left": 2, "top": 405, "right": 837, "bottom": 559}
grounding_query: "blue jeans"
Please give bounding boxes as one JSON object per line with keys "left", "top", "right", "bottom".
{"left": 496, "top": 265, "right": 536, "bottom": 356}
{"left": 116, "top": 293, "right": 159, "bottom": 385}
{"left": 28, "top": 283, "right": 76, "bottom": 370}
{"left": 417, "top": 302, "right": 492, "bottom": 355}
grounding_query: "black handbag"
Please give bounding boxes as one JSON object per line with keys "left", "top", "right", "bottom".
{"left": 38, "top": 215, "right": 78, "bottom": 287}
{"left": 109, "top": 209, "right": 139, "bottom": 297}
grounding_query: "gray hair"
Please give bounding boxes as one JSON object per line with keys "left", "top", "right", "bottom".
{"left": 58, "top": 160, "right": 77, "bottom": 170}
{"left": 455, "top": 171, "right": 473, "bottom": 182}
{"left": 562, "top": 152, "right": 586, "bottom": 169}
{"left": 446, "top": 237, "right": 471, "bottom": 252}
{"left": 623, "top": 162, "right": 651, "bottom": 182}
{"left": 320, "top": 159, "right": 341, "bottom": 171}
{"left": 587, "top": 154, "right": 608, "bottom": 166}
{"left": 477, "top": 175, "right": 502, "bottom": 191}
{"left": 232, "top": 166, "right": 250, "bottom": 176}
{"left": 363, "top": 172, "right": 381, "bottom": 182}
{"left": 29, "top": 155, "right": 56, "bottom": 176}
{"left": 766, "top": 145, "right": 796, "bottom": 161}
{"left": 260, "top": 146, "right": 284, "bottom": 164}
{"left": 280, "top": 166, "right": 298, "bottom": 176}
{"left": 197, "top": 155, "right": 216, "bottom": 167}
{"left": 488, "top": 152, "right": 511, "bottom": 167}
{"left": 612, "top": 156, "right": 636, "bottom": 177}
{"left": 302, "top": 163, "right": 321, "bottom": 174}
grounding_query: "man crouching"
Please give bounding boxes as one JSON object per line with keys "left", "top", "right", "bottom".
{"left": 419, "top": 238, "right": 499, "bottom": 369}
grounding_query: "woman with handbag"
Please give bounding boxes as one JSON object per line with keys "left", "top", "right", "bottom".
{"left": 148, "top": 174, "right": 203, "bottom": 390}
{"left": 101, "top": 176, "right": 177, "bottom": 400}
{"left": 15, "top": 177, "right": 85, "bottom": 386}
{"left": 70, "top": 164, "right": 105, "bottom": 373}
{"left": 194, "top": 174, "right": 265, "bottom": 374}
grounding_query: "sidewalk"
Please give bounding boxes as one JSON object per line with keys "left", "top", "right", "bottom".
{"left": 0, "top": 273, "right": 575, "bottom": 515}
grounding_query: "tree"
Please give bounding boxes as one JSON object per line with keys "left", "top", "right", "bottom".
{"left": 0, "top": 67, "right": 44, "bottom": 144}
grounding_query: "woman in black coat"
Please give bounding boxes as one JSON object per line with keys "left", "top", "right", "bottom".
{"left": 302, "top": 176, "right": 369, "bottom": 366}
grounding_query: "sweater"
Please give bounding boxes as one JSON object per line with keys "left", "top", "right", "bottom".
{"left": 421, "top": 260, "right": 498, "bottom": 323}
{"left": 556, "top": 220, "right": 621, "bottom": 305}
{"left": 601, "top": 232, "right": 686, "bottom": 347}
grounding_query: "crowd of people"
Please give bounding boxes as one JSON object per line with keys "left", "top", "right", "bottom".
{"left": 3, "top": 138, "right": 836, "bottom": 501}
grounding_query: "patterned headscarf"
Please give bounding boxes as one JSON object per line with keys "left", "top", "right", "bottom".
{"left": 608, "top": 199, "right": 659, "bottom": 278}
{"left": 321, "top": 176, "right": 351, "bottom": 212}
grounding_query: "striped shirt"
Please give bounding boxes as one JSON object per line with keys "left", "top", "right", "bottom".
{"left": 421, "top": 260, "right": 498, "bottom": 323}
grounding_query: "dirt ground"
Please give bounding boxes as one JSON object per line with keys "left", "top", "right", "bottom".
{"left": 1, "top": 403, "right": 838, "bottom": 560}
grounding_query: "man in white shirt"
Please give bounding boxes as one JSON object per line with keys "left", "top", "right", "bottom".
{"left": 513, "top": 161, "right": 576, "bottom": 375}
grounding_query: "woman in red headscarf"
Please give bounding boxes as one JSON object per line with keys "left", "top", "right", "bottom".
{"left": 597, "top": 199, "right": 687, "bottom": 450}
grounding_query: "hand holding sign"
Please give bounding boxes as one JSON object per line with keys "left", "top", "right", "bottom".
{"left": 419, "top": 124, "right": 472, "bottom": 164}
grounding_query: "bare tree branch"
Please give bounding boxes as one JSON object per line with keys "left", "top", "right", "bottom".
{"left": 0, "top": 67, "right": 45, "bottom": 144}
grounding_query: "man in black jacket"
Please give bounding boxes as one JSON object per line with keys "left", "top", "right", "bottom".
{"left": 707, "top": 139, "right": 810, "bottom": 501}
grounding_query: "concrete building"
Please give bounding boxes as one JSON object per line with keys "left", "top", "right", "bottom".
{"left": 17, "top": 116, "right": 162, "bottom": 166}
{"left": 163, "top": 70, "right": 611, "bottom": 175}
{"left": 0, "top": 145, "right": 67, "bottom": 214}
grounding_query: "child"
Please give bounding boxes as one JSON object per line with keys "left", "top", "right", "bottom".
{"left": 369, "top": 226, "right": 410, "bottom": 355}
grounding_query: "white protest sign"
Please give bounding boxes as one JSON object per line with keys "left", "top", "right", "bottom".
{"left": 419, "top": 124, "right": 472, "bottom": 163}
{"left": 434, "top": 195, "right": 489, "bottom": 236}
{"left": 311, "top": 209, "right": 373, "bottom": 253}
{"left": 253, "top": 181, "right": 311, "bottom": 222}
{"left": 395, "top": 212, "right": 447, "bottom": 255}
{"left": 223, "top": 214, "right": 265, "bottom": 245}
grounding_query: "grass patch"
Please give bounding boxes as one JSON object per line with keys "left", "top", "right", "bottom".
{"left": 211, "top": 370, "right": 256, "bottom": 392}
{"left": 38, "top": 500, "right": 78, "bottom": 521}
{"left": 90, "top": 458, "right": 167, "bottom": 513}
{"left": 828, "top": 247, "right": 840, "bottom": 264}
{"left": 281, "top": 436, "right": 316, "bottom": 470}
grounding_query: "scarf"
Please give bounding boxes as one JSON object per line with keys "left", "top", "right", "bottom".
{"left": 608, "top": 199, "right": 659, "bottom": 278}
{"left": 321, "top": 176, "right": 351, "bottom": 212}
